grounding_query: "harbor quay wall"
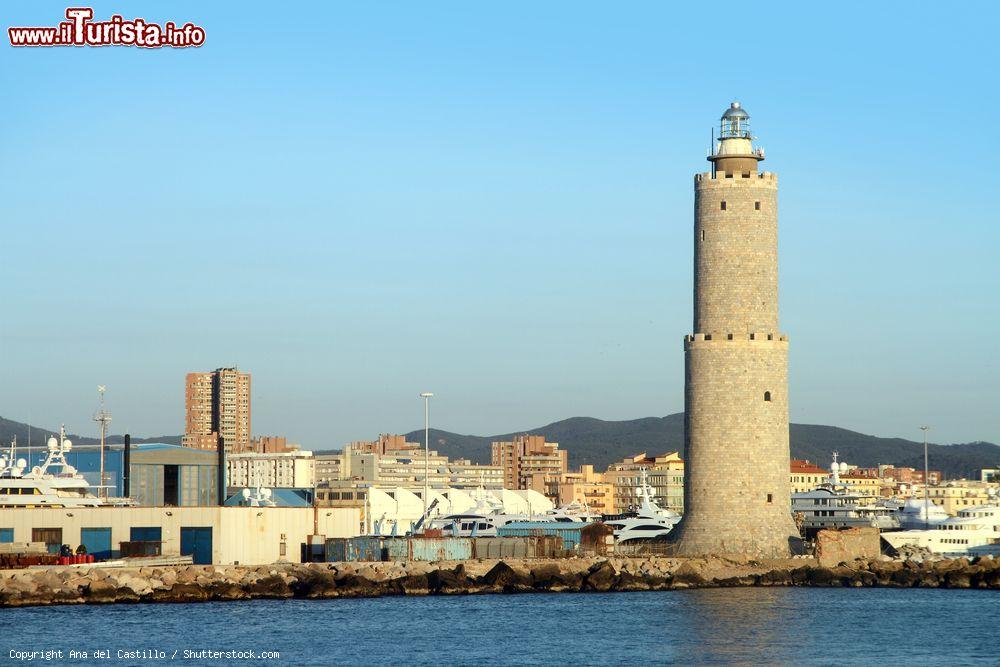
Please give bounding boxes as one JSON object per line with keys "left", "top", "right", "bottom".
{"left": 4, "top": 554, "right": 1000, "bottom": 607}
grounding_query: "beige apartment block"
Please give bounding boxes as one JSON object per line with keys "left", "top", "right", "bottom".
{"left": 182, "top": 367, "right": 251, "bottom": 453}
{"left": 669, "top": 103, "right": 800, "bottom": 557}
{"left": 606, "top": 452, "right": 685, "bottom": 514}
{"left": 526, "top": 464, "right": 615, "bottom": 513}
{"left": 491, "top": 434, "right": 568, "bottom": 490}
{"left": 921, "top": 481, "right": 996, "bottom": 515}
{"left": 314, "top": 436, "right": 504, "bottom": 490}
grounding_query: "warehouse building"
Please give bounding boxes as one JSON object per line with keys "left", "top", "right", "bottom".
{"left": 0, "top": 506, "right": 360, "bottom": 565}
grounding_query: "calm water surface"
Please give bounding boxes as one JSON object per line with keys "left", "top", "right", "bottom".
{"left": 3, "top": 589, "right": 995, "bottom": 666}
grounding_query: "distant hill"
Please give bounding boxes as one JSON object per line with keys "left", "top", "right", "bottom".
{"left": 4, "top": 413, "right": 996, "bottom": 480}
{"left": 0, "top": 416, "right": 182, "bottom": 450}
{"left": 402, "top": 414, "right": 1000, "bottom": 480}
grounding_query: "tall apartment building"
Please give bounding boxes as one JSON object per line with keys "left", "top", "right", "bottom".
{"left": 182, "top": 367, "right": 251, "bottom": 453}
{"left": 491, "top": 435, "right": 567, "bottom": 490}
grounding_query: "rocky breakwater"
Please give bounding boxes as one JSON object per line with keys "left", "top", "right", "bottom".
{"left": 4, "top": 554, "right": 1000, "bottom": 608}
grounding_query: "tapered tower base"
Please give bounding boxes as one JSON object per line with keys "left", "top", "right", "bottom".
{"left": 668, "top": 333, "right": 802, "bottom": 558}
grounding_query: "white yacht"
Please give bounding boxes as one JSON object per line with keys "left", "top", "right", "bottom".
{"left": 603, "top": 469, "right": 681, "bottom": 543}
{"left": 545, "top": 501, "right": 602, "bottom": 523}
{"left": 0, "top": 427, "right": 132, "bottom": 508}
{"left": 896, "top": 497, "right": 950, "bottom": 530}
{"left": 792, "top": 487, "right": 900, "bottom": 533}
{"left": 791, "top": 452, "right": 900, "bottom": 535}
{"left": 881, "top": 504, "right": 1000, "bottom": 557}
{"left": 428, "top": 501, "right": 557, "bottom": 537}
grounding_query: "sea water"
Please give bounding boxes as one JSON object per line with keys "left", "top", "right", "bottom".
{"left": 2, "top": 588, "right": 994, "bottom": 666}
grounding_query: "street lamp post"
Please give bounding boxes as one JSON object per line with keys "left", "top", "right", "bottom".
{"left": 920, "top": 425, "right": 930, "bottom": 530}
{"left": 420, "top": 392, "right": 434, "bottom": 531}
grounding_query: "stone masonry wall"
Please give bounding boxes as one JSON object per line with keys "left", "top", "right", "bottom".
{"left": 674, "top": 336, "right": 800, "bottom": 557}
{"left": 694, "top": 172, "right": 778, "bottom": 336}
{"left": 670, "top": 170, "right": 798, "bottom": 558}
{"left": 816, "top": 528, "right": 881, "bottom": 567}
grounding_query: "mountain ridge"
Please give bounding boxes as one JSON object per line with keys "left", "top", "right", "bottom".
{"left": 3, "top": 414, "right": 996, "bottom": 480}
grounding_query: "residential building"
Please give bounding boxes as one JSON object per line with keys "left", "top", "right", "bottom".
{"left": 349, "top": 433, "right": 420, "bottom": 455}
{"left": 790, "top": 459, "right": 830, "bottom": 493}
{"left": 226, "top": 451, "right": 315, "bottom": 489}
{"left": 527, "top": 465, "right": 614, "bottom": 514}
{"left": 182, "top": 367, "right": 251, "bottom": 453}
{"left": 605, "top": 452, "right": 684, "bottom": 514}
{"left": 789, "top": 459, "right": 829, "bottom": 493}
{"left": 920, "top": 481, "right": 994, "bottom": 515}
{"left": 315, "top": 435, "right": 503, "bottom": 490}
{"left": 881, "top": 466, "right": 943, "bottom": 486}
{"left": 491, "top": 435, "right": 568, "bottom": 490}
{"left": 249, "top": 436, "right": 299, "bottom": 454}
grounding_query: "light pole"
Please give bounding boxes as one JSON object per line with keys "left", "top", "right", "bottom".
{"left": 920, "top": 425, "right": 930, "bottom": 530}
{"left": 420, "top": 392, "right": 434, "bottom": 531}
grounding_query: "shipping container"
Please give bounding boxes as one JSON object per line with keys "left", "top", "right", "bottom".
{"left": 497, "top": 522, "right": 586, "bottom": 550}
{"left": 382, "top": 537, "right": 409, "bottom": 562}
{"left": 324, "top": 536, "right": 385, "bottom": 562}
{"left": 471, "top": 536, "right": 564, "bottom": 559}
{"left": 382, "top": 536, "right": 473, "bottom": 562}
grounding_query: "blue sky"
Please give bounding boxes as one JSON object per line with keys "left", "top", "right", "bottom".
{"left": 1, "top": 2, "right": 997, "bottom": 449}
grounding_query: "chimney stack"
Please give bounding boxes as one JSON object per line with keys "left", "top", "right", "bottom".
{"left": 122, "top": 434, "right": 131, "bottom": 498}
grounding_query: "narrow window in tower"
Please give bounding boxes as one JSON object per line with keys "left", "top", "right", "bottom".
{"left": 701, "top": 230, "right": 705, "bottom": 241}
{"left": 755, "top": 201, "right": 761, "bottom": 210}
{"left": 766, "top": 493, "right": 773, "bottom": 504}
{"left": 720, "top": 201, "right": 727, "bottom": 211}
{"left": 764, "top": 391, "right": 772, "bottom": 402}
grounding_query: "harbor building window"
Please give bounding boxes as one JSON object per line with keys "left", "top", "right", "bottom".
{"left": 764, "top": 391, "right": 772, "bottom": 402}
{"left": 755, "top": 201, "right": 761, "bottom": 210}
{"left": 720, "top": 201, "right": 727, "bottom": 210}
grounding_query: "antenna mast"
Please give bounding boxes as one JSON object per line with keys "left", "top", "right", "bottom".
{"left": 93, "top": 386, "right": 112, "bottom": 499}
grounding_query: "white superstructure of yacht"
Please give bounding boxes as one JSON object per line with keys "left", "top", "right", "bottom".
{"left": 791, "top": 452, "right": 900, "bottom": 534}
{"left": 896, "top": 497, "right": 950, "bottom": 530}
{"left": 603, "top": 469, "right": 681, "bottom": 543}
{"left": 881, "top": 503, "right": 1000, "bottom": 557}
{"left": 0, "top": 427, "right": 132, "bottom": 508}
{"left": 545, "top": 501, "right": 602, "bottom": 523}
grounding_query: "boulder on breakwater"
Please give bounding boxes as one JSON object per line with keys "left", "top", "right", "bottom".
{"left": 2, "top": 554, "right": 1000, "bottom": 608}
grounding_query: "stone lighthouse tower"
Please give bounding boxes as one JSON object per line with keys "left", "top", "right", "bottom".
{"left": 669, "top": 102, "right": 801, "bottom": 557}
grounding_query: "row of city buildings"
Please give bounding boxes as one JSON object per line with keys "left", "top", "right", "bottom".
{"left": 178, "top": 367, "right": 998, "bottom": 520}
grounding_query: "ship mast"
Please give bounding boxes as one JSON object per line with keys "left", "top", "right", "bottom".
{"left": 93, "top": 386, "right": 112, "bottom": 499}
